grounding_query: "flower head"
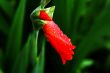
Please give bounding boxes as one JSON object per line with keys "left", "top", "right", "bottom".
{"left": 39, "top": 10, "right": 76, "bottom": 64}
{"left": 30, "top": 3, "right": 76, "bottom": 64}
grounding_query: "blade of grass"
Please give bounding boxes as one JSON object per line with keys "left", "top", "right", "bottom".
{"left": 80, "top": 59, "right": 93, "bottom": 69}
{"left": 105, "top": 41, "right": 110, "bottom": 49}
{"left": 30, "top": 31, "right": 39, "bottom": 65}
{"left": 80, "top": 0, "right": 106, "bottom": 35}
{"left": 32, "top": 39, "right": 45, "bottom": 73}
{"left": 69, "top": 0, "right": 86, "bottom": 34}
{"left": 71, "top": 20, "right": 110, "bottom": 73}
{"left": 6, "top": 0, "right": 26, "bottom": 62}
{"left": 11, "top": 34, "right": 31, "bottom": 73}
{"left": 0, "top": 0, "right": 14, "bottom": 17}
{"left": 0, "top": 69, "right": 3, "bottom": 73}
{"left": 71, "top": 0, "right": 110, "bottom": 72}
{"left": 76, "top": 59, "right": 93, "bottom": 73}
{"left": 63, "top": 0, "right": 74, "bottom": 33}
{"left": 68, "top": 0, "right": 87, "bottom": 44}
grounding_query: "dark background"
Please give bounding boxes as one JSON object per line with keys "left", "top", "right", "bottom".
{"left": 0, "top": 0, "right": 110, "bottom": 73}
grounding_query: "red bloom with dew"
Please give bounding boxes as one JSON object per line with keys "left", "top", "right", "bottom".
{"left": 39, "top": 10, "right": 76, "bottom": 64}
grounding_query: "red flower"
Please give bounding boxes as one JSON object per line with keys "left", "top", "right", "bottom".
{"left": 39, "top": 10, "right": 75, "bottom": 64}
{"left": 39, "top": 10, "right": 52, "bottom": 21}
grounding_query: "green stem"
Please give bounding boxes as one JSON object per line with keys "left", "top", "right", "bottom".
{"left": 40, "top": 0, "right": 51, "bottom": 8}
{"left": 33, "top": 30, "right": 39, "bottom": 64}
{"left": 30, "top": 30, "right": 39, "bottom": 65}
{"left": 32, "top": 38, "right": 46, "bottom": 73}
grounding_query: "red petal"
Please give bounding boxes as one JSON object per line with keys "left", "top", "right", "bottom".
{"left": 39, "top": 10, "right": 52, "bottom": 21}
{"left": 43, "top": 21, "right": 75, "bottom": 64}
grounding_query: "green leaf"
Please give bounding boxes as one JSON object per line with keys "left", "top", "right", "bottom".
{"left": 80, "top": 59, "right": 93, "bottom": 69}
{"left": 32, "top": 39, "right": 45, "bottom": 73}
{"left": 71, "top": 0, "right": 110, "bottom": 73}
{"left": 30, "top": 31, "right": 39, "bottom": 65}
{"left": 65, "top": 0, "right": 74, "bottom": 32}
{"left": 11, "top": 34, "right": 31, "bottom": 73}
{"left": 69, "top": 0, "right": 86, "bottom": 34}
{"left": 105, "top": 41, "right": 110, "bottom": 49}
{"left": 6, "top": 0, "right": 26, "bottom": 61}
{"left": 76, "top": 59, "right": 93, "bottom": 73}
{"left": 0, "top": 69, "right": 3, "bottom": 73}
{"left": 0, "top": 0, "right": 14, "bottom": 17}
{"left": 80, "top": 0, "right": 106, "bottom": 34}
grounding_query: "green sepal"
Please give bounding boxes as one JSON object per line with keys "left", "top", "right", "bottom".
{"left": 30, "top": 6, "right": 41, "bottom": 21}
{"left": 30, "top": 6, "right": 43, "bottom": 30}
{"left": 45, "top": 6, "right": 55, "bottom": 18}
{"left": 30, "top": 6, "right": 55, "bottom": 20}
{"left": 30, "top": 6, "right": 55, "bottom": 30}
{"left": 30, "top": 0, "right": 55, "bottom": 30}
{"left": 32, "top": 19, "right": 46, "bottom": 30}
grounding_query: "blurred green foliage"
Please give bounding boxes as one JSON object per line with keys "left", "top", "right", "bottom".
{"left": 0, "top": 0, "right": 110, "bottom": 73}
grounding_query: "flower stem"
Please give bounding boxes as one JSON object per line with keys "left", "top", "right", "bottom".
{"left": 35, "top": 30, "right": 39, "bottom": 60}
{"left": 40, "top": 0, "right": 51, "bottom": 8}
